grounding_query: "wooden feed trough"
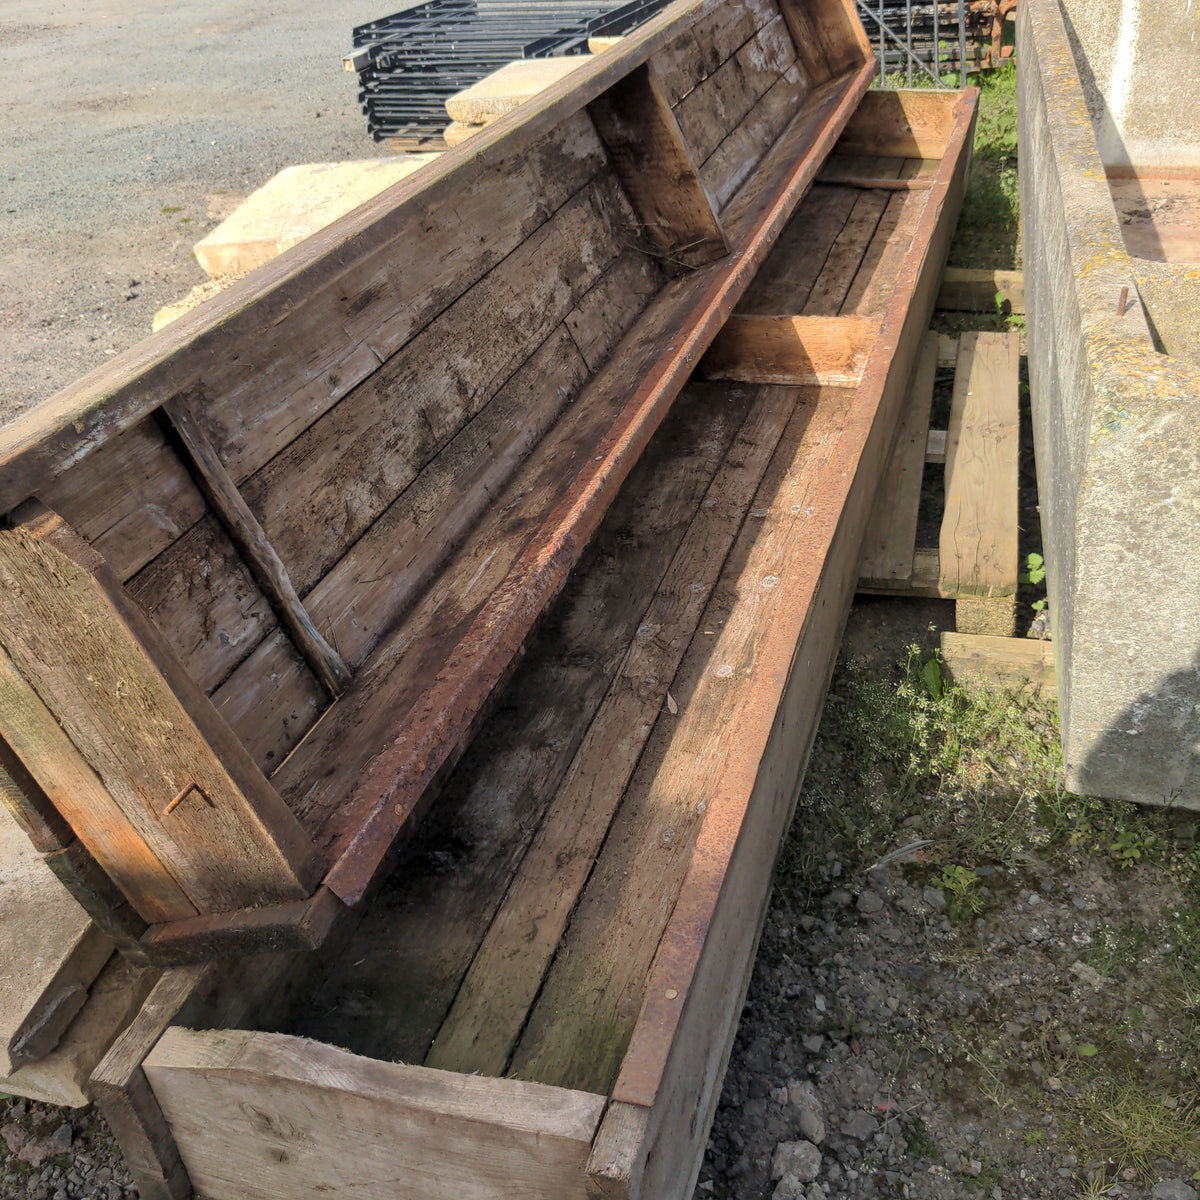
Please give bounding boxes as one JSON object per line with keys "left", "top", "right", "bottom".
{"left": 0, "top": 0, "right": 977, "bottom": 1192}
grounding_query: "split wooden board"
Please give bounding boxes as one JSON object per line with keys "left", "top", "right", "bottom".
{"left": 858, "top": 329, "right": 1021, "bottom": 636}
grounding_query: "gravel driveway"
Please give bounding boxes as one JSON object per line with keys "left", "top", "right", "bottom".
{"left": 1, "top": 0, "right": 393, "bottom": 423}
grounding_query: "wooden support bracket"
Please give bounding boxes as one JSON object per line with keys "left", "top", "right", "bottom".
{"left": 587, "top": 62, "right": 729, "bottom": 270}
{"left": 161, "top": 395, "right": 352, "bottom": 698}
{"left": 700, "top": 314, "right": 878, "bottom": 386}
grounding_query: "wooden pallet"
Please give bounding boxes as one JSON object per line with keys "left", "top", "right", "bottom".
{"left": 858, "top": 328, "right": 1020, "bottom": 637}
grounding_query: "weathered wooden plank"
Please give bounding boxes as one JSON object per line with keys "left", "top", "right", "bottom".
{"left": 589, "top": 64, "right": 728, "bottom": 270}
{"left": 92, "top": 966, "right": 209, "bottom": 1200}
{"left": 937, "top": 267, "right": 1025, "bottom": 314}
{"left": 939, "top": 632, "right": 1056, "bottom": 695}
{"left": 144, "top": 1028, "right": 607, "bottom": 1200}
{"left": 839, "top": 187, "right": 926, "bottom": 318}
{"left": 294, "top": 382, "right": 755, "bottom": 1066}
{"left": 653, "top": 0, "right": 777, "bottom": 108}
{"left": 507, "top": 384, "right": 853, "bottom": 1095}
{"left": 161, "top": 395, "right": 351, "bottom": 698}
{"left": 0, "top": 803, "right": 114, "bottom": 1075}
{"left": 127, "top": 515, "right": 279, "bottom": 696}
{"left": 131, "top": 179, "right": 636, "bottom": 751}
{"left": 212, "top": 324, "right": 597, "bottom": 774}
{"left": 836, "top": 87, "right": 959, "bottom": 158}
{"left": 720, "top": 67, "right": 873, "bottom": 244}
{"left": 675, "top": 12, "right": 798, "bottom": 166}
{"left": 564, "top": 251, "right": 663, "bottom": 372}
{"left": 425, "top": 384, "right": 795, "bottom": 1078}
{"left": 700, "top": 63, "right": 810, "bottom": 211}
{"left": 0, "top": 505, "right": 321, "bottom": 918}
{"left": 0, "top": 645, "right": 196, "bottom": 924}
{"left": 801, "top": 189, "right": 891, "bottom": 315}
{"left": 239, "top": 174, "right": 634, "bottom": 599}
{"left": 859, "top": 331, "right": 938, "bottom": 582}
{"left": 701, "top": 314, "right": 877, "bottom": 384}
{"left": 940, "top": 331, "right": 1020, "bottom": 599}
{"left": 140, "top": 888, "right": 345, "bottom": 966}
{"left": 38, "top": 421, "right": 206, "bottom": 584}
{"left": 735, "top": 184, "right": 857, "bottom": 314}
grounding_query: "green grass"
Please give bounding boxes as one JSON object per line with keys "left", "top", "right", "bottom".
{"left": 950, "top": 62, "right": 1020, "bottom": 269}
{"left": 778, "top": 645, "right": 1200, "bottom": 901}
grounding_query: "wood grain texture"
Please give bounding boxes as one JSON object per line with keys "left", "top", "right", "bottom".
{"left": 836, "top": 87, "right": 958, "bottom": 158}
{"left": 127, "top": 516, "right": 278, "bottom": 696}
{"left": 424, "top": 385, "right": 796, "bottom": 1079}
{"left": 587, "top": 64, "right": 729, "bottom": 269}
{"left": 859, "top": 331, "right": 938, "bottom": 582}
{"left": 735, "top": 184, "right": 857, "bottom": 313}
{"left": 92, "top": 965, "right": 211, "bottom": 1200}
{"left": 839, "top": 187, "right": 926, "bottom": 319}
{"left": 0, "top": 644, "right": 195, "bottom": 925}
{"left": 212, "top": 325, "right": 596, "bottom": 774}
{"left": 507, "top": 385, "right": 853, "bottom": 1096}
{"left": 145, "top": 1028, "right": 606, "bottom": 1200}
{"left": 939, "top": 632, "right": 1055, "bottom": 694}
{"left": 802, "top": 188, "right": 891, "bottom": 315}
{"left": 653, "top": 0, "right": 777, "bottom": 109}
{"left": 699, "top": 62, "right": 810, "bottom": 211}
{"left": 0, "top": 505, "right": 320, "bottom": 918}
{"left": 939, "top": 331, "right": 1020, "bottom": 599}
{"left": 161, "top": 396, "right": 351, "bottom": 698}
{"left": 674, "top": 11, "right": 798, "bottom": 166}
{"left": 701, "top": 314, "right": 877, "bottom": 384}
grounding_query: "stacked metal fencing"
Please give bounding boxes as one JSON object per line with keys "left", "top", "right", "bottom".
{"left": 349, "top": 0, "right": 672, "bottom": 143}
{"left": 855, "top": 0, "right": 982, "bottom": 87}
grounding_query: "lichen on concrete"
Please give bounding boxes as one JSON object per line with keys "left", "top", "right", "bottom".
{"left": 1019, "top": 0, "right": 1200, "bottom": 808}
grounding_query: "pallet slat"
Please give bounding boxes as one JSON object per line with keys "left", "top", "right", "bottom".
{"left": 859, "top": 331, "right": 938, "bottom": 583}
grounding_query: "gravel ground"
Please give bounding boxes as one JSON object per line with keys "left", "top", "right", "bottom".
{"left": 1, "top": 0, "right": 391, "bottom": 422}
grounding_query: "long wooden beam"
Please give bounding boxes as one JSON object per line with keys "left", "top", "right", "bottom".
{"left": 700, "top": 314, "right": 877, "bottom": 385}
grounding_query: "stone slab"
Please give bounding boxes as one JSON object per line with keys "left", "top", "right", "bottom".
{"left": 444, "top": 57, "right": 591, "bottom": 124}
{"left": 1019, "top": 0, "right": 1200, "bottom": 806}
{"left": 192, "top": 155, "right": 441, "bottom": 278}
{"left": 0, "top": 955, "right": 156, "bottom": 1107}
{"left": 0, "top": 805, "right": 114, "bottom": 1075}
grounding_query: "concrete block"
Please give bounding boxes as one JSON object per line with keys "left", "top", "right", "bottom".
{"left": 0, "top": 955, "right": 156, "bottom": 1107}
{"left": 444, "top": 57, "right": 590, "bottom": 124}
{"left": 1018, "top": 0, "right": 1200, "bottom": 806}
{"left": 0, "top": 805, "right": 114, "bottom": 1076}
{"left": 192, "top": 155, "right": 440, "bottom": 278}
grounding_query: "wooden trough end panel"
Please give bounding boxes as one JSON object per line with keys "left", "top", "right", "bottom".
{"left": 0, "top": 503, "right": 322, "bottom": 923}
{"left": 589, "top": 86, "right": 978, "bottom": 1200}
{"left": 142, "top": 1029, "right": 607, "bottom": 1200}
{"left": 586, "top": 62, "right": 729, "bottom": 269}
{"left": 700, "top": 314, "right": 878, "bottom": 385}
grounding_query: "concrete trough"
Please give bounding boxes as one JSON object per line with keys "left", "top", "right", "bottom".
{"left": 1019, "top": 0, "right": 1200, "bottom": 806}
